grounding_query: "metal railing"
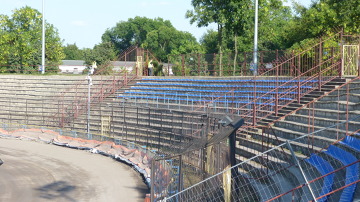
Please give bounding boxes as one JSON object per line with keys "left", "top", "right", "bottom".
{"left": 165, "top": 117, "right": 360, "bottom": 202}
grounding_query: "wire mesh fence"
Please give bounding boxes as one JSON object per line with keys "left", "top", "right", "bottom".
{"left": 167, "top": 50, "right": 288, "bottom": 77}
{"left": 165, "top": 117, "right": 360, "bottom": 202}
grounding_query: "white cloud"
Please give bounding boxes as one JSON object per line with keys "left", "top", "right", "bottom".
{"left": 71, "top": 20, "right": 87, "bottom": 27}
{"left": 158, "top": 1, "right": 171, "bottom": 6}
{"left": 139, "top": 0, "right": 171, "bottom": 7}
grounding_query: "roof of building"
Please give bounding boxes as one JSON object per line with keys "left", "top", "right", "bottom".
{"left": 61, "top": 60, "right": 86, "bottom": 66}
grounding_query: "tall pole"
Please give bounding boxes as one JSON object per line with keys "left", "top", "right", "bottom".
{"left": 87, "top": 75, "right": 92, "bottom": 136}
{"left": 41, "top": 0, "right": 45, "bottom": 74}
{"left": 253, "top": 0, "right": 258, "bottom": 76}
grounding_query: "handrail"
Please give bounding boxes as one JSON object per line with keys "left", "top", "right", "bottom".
{"left": 238, "top": 59, "right": 342, "bottom": 126}
{"left": 266, "top": 76, "right": 360, "bottom": 127}
{"left": 182, "top": 31, "right": 343, "bottom": 117}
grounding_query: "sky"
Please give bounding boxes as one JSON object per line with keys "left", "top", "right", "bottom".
{"left": 1, "top": 0, "right": 313, "bottom": 49}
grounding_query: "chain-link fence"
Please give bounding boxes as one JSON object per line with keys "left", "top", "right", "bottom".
{"left": 165, "top": 116, "right": 360, "bottom": 202}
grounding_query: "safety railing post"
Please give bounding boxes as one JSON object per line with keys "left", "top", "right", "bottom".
{"left": 182, "top": 54, "right": 185, "bottom": 76}
{"left": 318, "top": 38, "right": 322, "bottom": 91}
{"left": 150, "top": 159, "right": 155, "bottom": 202}
{"left": 286, "top": 140, "right": 318, "bottom": 202}
{"left": 178, "top": 155, "right": 183, "bottom": 194}
{"left": 339, "top": 31, "right": 343, "bottom": 78}
{"left": 253, "top": 79, "right": 257, "bottom": 126}
{"left": 275, "top": 64, "right": 279, "bottom": 116}
{"left": 297, "top": 54, "right": 301, "bottom": 103}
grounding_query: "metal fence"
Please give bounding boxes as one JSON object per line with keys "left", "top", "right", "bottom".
{"left": 167, "top": 50, "right": 288, "bottom": 77}
{"left": 165, "top": 117, "right": 360, "bottom": 202}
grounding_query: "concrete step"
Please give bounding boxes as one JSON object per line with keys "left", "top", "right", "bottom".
{"left": 296, "top": 107, "right": 360, "bottom": 120}
{"left": 284, "top": 114, "right": 360, "bottom": 132}
{"left": 243, "top": 127, "right": 323, "bottom": 157}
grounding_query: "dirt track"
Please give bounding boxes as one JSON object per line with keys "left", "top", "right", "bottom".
{"left": 0, "top": 138, "right": 149, "bottom": 202}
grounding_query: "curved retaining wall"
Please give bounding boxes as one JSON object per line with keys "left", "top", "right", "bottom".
{"left": 0, "top": 127, "right": 157, "bottom": 187}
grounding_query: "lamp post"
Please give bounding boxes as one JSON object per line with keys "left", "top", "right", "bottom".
{"left": 41, "top": 0, "right": 45, "bottom": 74}
{"left": 86, "top": 75, "right": 92, "bottom": 137}
{"left": 86, "top": 62, "right": 96, "bottom": 137}
{"left": 253, "top": 0, "right": 259, "bottom": 76}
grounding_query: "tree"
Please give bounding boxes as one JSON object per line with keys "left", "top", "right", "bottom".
{"left": 102, "top": 16, "right": 201, "bottom": 62}
{"left": 0, "top": 6, "right": 64, "bottom": 73}
{"left": 63, "top": 43, "right": 84, "bottom": 60}
{"left": 102, "top": 17, "right": 173, "bottom": 54}
{"left": 282, "top": 0, "right": 360, "bottom": 51}
{"left": 186, "top": 0, "right": 228, "bottom": 76}
{"left": 83, "top": 42, "right": 116, "bottom": 75}
{"left": 143, "top": 27, "right": 202, "bottom": 60}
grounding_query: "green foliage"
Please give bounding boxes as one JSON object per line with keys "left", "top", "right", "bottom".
{"left": 84, "top": 42, "right": 116, "bottom": 66}
{"left": 63, "top": 43, "right": 85, "bottom": 60}
{"left": 0, "top": 6, "right": 64, "bottom": 73}
{"left": 102, "top": 16, "right": 201, "bottom": 62}
{"left": 283, "top": 0, "right": 360, "bottom": 52}
{"left": 200, "top": 29, "right": 219, "bottom": 54}
{"left": 152, "top": 61, "right": 164, "bottom": 76}
{"left": 83, "top": 42, "right": 116, "bottom": 75}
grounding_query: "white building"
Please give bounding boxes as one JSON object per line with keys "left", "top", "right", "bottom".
{"left": 59, "top": 60, "right": 87, "bottom": 74}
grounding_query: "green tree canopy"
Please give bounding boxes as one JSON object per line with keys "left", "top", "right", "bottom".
{"left": 63, "top": 43, "right": 85, "bottom": 60}
{"left": 102, "top": 16, "right": 201, "bottom": 62}
{"left": 0, "top": 6, "right": 64, "bottom": 73}
{"left": 281, "top": 0, "right": 360, "bottom": 50}
{"left": 102, "top": 16, "right": 172, "bottom": 53}
{"left": 83, "top": 42, "right": 116, "bottom": 74}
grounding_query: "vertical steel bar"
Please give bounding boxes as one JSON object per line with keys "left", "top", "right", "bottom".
{"left": 253, "top": 79, "right": 257, "bottom": 126}
{"left": 318, "top": 38, "right": 322, "bottom": 91}
{"left": 182, "top": 54, "right": 185, "bottom": 76}
{"left": 198, "top": 53, "right": 201, "bottom": 76}
{"left": 346, "top": 83, "right": 349, "bottom": 135}
{"left": 150, "top": 160, "right": 155, "bottom": 202}
{"left": 286, "top": 141, "right": 318, "bottom": 202}
{"left": 339, "top": 31, "right": 343, "bottom": 78}
{"left": 298, "top": 54, "right": 301, "bottom": 103}
{"left": 275, "top": 64, "right": 279, "bottom": 116}
{"left": 167, "top": 56, "right": 170, "bottom": 76}
{"left": 178, "top": 155, "right": 183, "bottom": 195}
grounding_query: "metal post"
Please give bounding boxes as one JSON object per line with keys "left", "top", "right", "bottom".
{"left": 87, "top": 75, "right": 92, "bottom": 136}
{"left": 41, "top": 0, "right": 45, "bottom": 74}
{"left": 182, "top": 54, "right": 185, "bottom": 76}
{"left": 339, "top": 31, "right": 343, "bottom": 78}
{"left": 298, "top": 54, "right": 301, "bottom": 103}
{"left": 275, "top": 65, "right": 279, "bottom": 116}
{"left": 286, "top": 141, "right": 318, "bottom": 202}
{"left": 178, "top": 155, "right": 183, "bottom": 194}
{"left": 318, "top": 38, "right": 322, "bottom": 91}
{"left": 253, "top": 0, "right": 259, "bottom": 76}
{"left": 150, "top": 159, "right": 155, "bottom": 201}
{"left": 253, "top": 80, "right": 257, "bottom": 126}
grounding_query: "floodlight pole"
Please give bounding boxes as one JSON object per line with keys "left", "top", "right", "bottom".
{"left": 253, "top": 0, "right": 259, "bottom": 76}
{"left": 87, "top": 74, "right": 91, "bottom": 137}
{"left": 87, "top": 73, "right": 92, "bottom": 137}
{"left": 41, "top": 0, "right": 45, "bottom": 74}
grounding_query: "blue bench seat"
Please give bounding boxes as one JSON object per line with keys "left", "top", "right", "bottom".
{"left": 305, "top": 154, "right": 334, "bottom": 202}
{"left": 118, "top": 95, "right": 275, "bottom": 106}
{"left": 123, "top": 91, "right": 293, "bottom": 101}
{"left": 324, "top": 145, "right": 359, "bottom": 202}
{"left": 339, "top": 136, "right": 360, "bottom": 152}
{"left": 137, "top": 82, "right": 313, "bottom": 89}
{"left": 141, "top": 78, "right": 319, "bottom": 83}
{"left": 130, "top": 87, "right": 299, "bottom": 95}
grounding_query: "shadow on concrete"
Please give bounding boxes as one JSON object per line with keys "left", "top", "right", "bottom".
{"left": 124, "top": 185, "right": 150, "bottom": 199}
{"left": 35, "top": 181, "right": 77, "bottom": 202}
